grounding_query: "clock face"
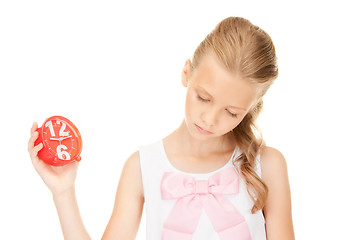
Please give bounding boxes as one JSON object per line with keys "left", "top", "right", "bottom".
{"left": 42, "top": 117, "right": 82, "bottom": 161}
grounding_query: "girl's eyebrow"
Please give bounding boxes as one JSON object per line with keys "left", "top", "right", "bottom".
{"left": 196, "top": 86, "right": 247, "bottom": 111}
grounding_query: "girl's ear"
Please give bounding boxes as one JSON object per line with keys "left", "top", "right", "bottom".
{"left": 181, "top": 59, "right": 192, "bottom": 87}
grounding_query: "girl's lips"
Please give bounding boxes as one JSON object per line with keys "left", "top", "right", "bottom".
{"left": 195, "top": 124, "right": 213, "bottom": 134}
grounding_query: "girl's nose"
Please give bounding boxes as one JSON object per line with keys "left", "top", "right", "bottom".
{"left": 201, "top": 107, "right": 218, "bottom": 127}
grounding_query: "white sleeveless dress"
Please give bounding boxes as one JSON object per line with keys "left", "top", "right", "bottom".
{"left": 139, "top": 139, "right": 267, "bottom": 240}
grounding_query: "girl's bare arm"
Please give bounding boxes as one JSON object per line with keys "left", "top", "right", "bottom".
{"left": 102, "top": 151, "right": 145, "bottom": 239}
{"left": 53, "top": 188, "right": 91, "bottom": 240}
{"left": 260, "top": 146, "right": 295, "bottom": 240}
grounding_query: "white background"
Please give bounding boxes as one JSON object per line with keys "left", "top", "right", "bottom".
{"left": 1, "top": 0, "right": 349, "bottom": 239}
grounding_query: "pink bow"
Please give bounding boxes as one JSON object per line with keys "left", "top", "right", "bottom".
{"left": 160, "top": 167, "right": 251, "bottom": 240}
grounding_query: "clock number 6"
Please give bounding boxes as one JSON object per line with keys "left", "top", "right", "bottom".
{"left": 45, "top": 120, "right": 69, "bottom": 137}
{"left": 57, "top": 145, "right": 71, "bottom": 160}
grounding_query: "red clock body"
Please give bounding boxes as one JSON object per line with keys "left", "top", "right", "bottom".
{"left": 35, "top": 116, "right": 83, "bottom": 166}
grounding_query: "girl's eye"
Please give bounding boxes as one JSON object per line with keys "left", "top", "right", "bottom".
{"left": 197, "top": 95, "right": 237, "bottom": 118}
{"left": 227, "top": 111, "right": 238, "bottom": 118}
{"left": 197, "top": 95, "right": 209, "bottom": 102}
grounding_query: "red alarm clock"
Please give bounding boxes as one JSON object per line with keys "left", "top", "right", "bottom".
{"left": 35, "top": 116, "right": 83, "bottom": 166}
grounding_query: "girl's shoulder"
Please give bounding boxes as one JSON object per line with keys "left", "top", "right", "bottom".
{"left": 259, "top": 146, "right": 289, "bottom": 179}
{"left": 259, "top": 145, "right": 291, "bottom": 210}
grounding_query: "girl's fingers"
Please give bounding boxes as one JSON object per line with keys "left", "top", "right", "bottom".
{"left": 30, "top": 142, "right": 43, "bottom": 160}
{"left": 28, "top": 122, "right": 39, "bottom": 152}
{"left": 30, "top": 122, "right": 38, "bottom": 135}
{"left": 28, "top": 131, "right": 38, "bottom": 153}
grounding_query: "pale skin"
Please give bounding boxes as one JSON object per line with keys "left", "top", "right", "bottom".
{"left": 28, "top": 53, "right": 295, "bottom": 240}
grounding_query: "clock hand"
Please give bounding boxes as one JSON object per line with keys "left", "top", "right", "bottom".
{"left": 50, "top": 138, "right": 61, "bottom": 141}
{"left": 60, "top": 135, "right": 72, "bottom": 140}
{"left": 50, "top": 135, "right": 72, "bottom": 141}
{"left": 58, "top": 135, "right": 72, "bottom": 145}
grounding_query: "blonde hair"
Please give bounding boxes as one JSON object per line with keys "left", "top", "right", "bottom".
{"left": 191, "top": 17, "right": 278, "bottom": 213}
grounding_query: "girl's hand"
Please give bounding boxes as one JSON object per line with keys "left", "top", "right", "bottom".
{"left": 28, "top": 122, "right": 79, "bottom": 197}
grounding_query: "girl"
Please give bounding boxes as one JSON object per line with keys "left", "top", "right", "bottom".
{"left": 28, "top": 17, "right": 294, "bottom": 239}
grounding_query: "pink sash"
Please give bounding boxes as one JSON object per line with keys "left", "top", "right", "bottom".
{"left": 160, "top": 167, "right": 251, "bottom": 240}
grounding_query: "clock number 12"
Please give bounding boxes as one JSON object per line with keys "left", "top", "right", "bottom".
{"left": 45, "top": 120, "right": 69, "bottom": 137}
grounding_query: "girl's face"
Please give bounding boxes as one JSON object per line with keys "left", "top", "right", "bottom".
{"left": 182, "top": 53, "right": 259, "bottom": 140}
